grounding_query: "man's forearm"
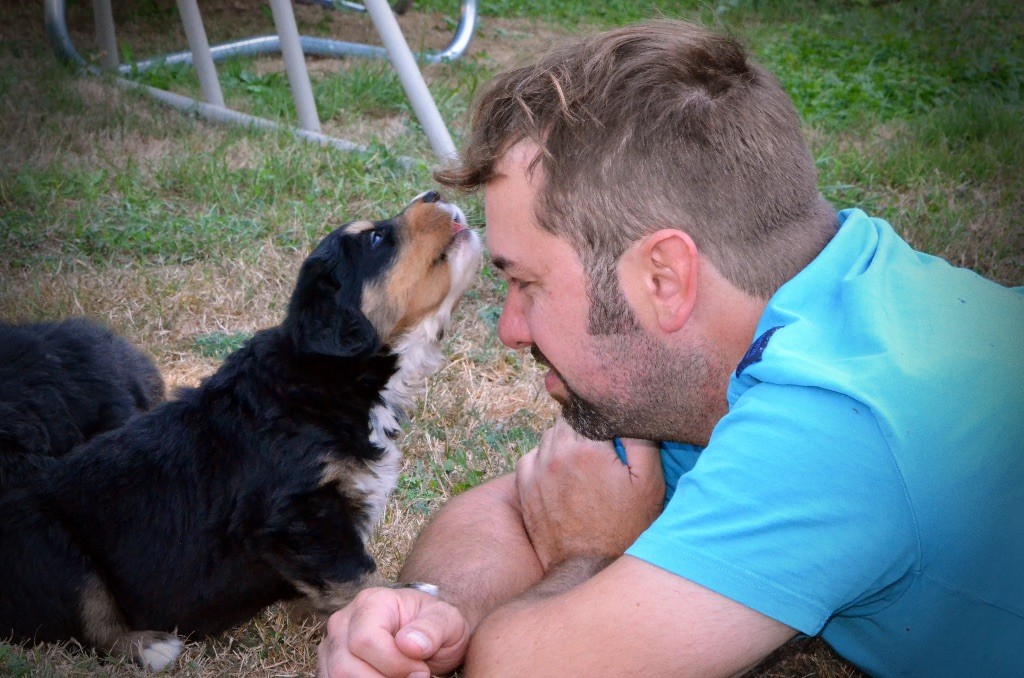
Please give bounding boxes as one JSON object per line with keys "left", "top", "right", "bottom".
{"left": 461, "top": 555, "right": 617, "bottom": 675}
{"left": 398, "top": 473, "right": 544, "bottom": 632}
{"left": 518, "top": 555, "right": 614, "bottom": 602}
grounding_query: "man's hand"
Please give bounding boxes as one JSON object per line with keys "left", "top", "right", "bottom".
{"left": 514, "top": 418, "right": 665, "bottom": 572}
{"left": 317, "top": 586, "right": 469, "bottom": 678}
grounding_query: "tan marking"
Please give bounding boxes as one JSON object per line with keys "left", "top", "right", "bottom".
{"left": 359, "top": 201, "right": 459, "bottom": 343}
{"left": 291, "top": 571, "right": 390, "bottom": 616}
{"left": 318, "top": 456, "right": 375, "bottom": 516}
{"left": 360, "top": 280, "right": 402, "bottom": 342}
{"left": 343, "top": 220, "right": 376, "bottom": 235}
{"left": 80, "top": 576, "right": 183, "bottom": 669}
{"left": 319, "top": 455, "right": 368, "bottom": 487}
{"left": 80, "top": 576, "right": 129, "bottom": 649}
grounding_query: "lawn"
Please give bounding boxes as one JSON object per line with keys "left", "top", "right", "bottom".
{"left": 1, "top": 0, "right": 1021, "bottom": 674}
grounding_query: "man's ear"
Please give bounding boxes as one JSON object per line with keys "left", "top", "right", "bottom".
{"left": 630, "top": 229, "right": 699, "bottom": 334}
{"left": 288, "top": 259, "right": 381, "bottom": 358}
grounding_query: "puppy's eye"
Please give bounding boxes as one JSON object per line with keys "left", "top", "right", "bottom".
{"left": 434, "top": 251, "right": 447, "bottom": 266}
{"left": 369, "top": 231, "right": 384, "bottom": 249}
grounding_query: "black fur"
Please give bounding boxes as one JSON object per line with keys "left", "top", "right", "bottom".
{"left": 0, "top": 331, "right": 388, "bottom": 639}
{"left": 0, "top": 318, "right": 164, "bottom": 488}
{"left": 0, "top": 199, "right": 477, "bottom": 663}
{"left": 287, "top": 229, "right": 388, "bottom": 359}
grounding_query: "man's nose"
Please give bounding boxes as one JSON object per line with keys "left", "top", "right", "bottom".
{"left": 497, "top": 295, "right": 531, "bottom": 350}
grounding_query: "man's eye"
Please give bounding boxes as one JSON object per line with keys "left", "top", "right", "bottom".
{"left": 369, "top": 231, "right": 384, "bottom": 249}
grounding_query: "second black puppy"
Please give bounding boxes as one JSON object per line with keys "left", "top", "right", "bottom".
{"left": 0, "top": 317, "right": 164, "bottom": 487}
{"left": 0, "top": 192, "right": 481, "bottom": 670}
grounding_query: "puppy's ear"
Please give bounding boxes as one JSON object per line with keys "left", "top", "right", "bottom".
{"left": 293, "top": 304, "right": 379, "bottom": 358}
{"left": 288, "top": 258, "right": 381, "bottom": 358}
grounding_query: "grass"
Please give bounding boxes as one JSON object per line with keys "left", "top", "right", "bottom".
{"left": 1, "top": 0, "right": 1021, "bottom": 674}
{"left": 192, "top": 330, "right": 251, "bottom": 359}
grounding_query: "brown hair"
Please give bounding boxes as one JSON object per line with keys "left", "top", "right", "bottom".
{"left": 436, "top": 20, "right": 836, "bottom": 333}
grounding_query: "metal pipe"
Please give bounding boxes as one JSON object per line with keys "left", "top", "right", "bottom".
{"left": 41, "top": 0, "right": 470, "bottom": 162}
{"left": 364, "top": 0, "right": 455, "bottom": 160}
{"left": 268, "top": 0, "right": 321, "bottom": 132}
{"left": 174, "top": 0, "right": 225, "bottom": 107}
{"left": 298, "top": 0, "right": 476, "bottom": 62}
{"left": 44, "top": 0, "right": 85, "bottom": 67}
{"left": 302, "top": 0, "right": 370, "bottom": 12}
{"left": 431, "top": 0, "right": 476, "bottom": 63}
{"left": 90, "top": 0, "right": 119, "bottom": 70}
{"left": 113, "top": 76, "right": 391, "bottom": 159}
{"left": 45, "top": 0, "right": 476, "bottom": 71}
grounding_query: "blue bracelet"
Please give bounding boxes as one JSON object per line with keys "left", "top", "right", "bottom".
{"left": 612, "top": 437, "right": 628, "bottom": 465}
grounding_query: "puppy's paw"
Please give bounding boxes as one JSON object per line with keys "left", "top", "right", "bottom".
{"left": 138, "top": 634, "right": 183, "bottom": 672}
{"left": 113, "top": 631, "right": 183, "bottom": 672}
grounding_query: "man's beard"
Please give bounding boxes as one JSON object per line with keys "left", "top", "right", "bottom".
{"left": 532, "top": 333, "right": 723, "bottom": 445}
{"left": 560, "top": 381, "right": 630, "bottom": 441}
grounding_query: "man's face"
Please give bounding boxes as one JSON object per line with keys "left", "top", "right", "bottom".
{"left": 485, "top": 144, "right": 714, "bottom": 442}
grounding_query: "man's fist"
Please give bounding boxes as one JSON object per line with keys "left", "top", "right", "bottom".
{"left": 317, "top": 586, "right": 470, "bottom": 678}
{"left": 514, "top": 418, "right": 665, "bottom": 571}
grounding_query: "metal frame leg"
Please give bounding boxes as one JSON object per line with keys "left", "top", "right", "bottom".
{"left": 269, "top": 0, "right": 321, "bottom": 132}
{"left": 43, "top": 0, "right": 477, "bottom": 162}
{"left": 175, "top": 0, "right": 225, "bottom": 107}
{"left": 90, "top": 0, "right": 119, "bottom": 70}
{"left": 364, "top": 0, "right": 456, "bottom": 160}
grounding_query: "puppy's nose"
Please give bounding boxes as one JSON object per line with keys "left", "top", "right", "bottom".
{"left": 419, "top": 191, "right": 442, "bottom": 204}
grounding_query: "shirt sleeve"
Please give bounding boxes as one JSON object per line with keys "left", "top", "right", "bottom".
{"left": 625, "top": 382, "right": 919, "bottom": 635}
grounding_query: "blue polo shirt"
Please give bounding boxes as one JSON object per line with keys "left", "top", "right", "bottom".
{"left": 625, "top": 209, "right": 1024, "bottom": 676}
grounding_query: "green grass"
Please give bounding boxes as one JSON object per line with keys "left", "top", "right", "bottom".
{"left": 193, "top": 330, "right": 252, "bottom": 358}
{"left": 752, "top": 1, "right": 1022, "bottom": 129}
{"left": 0, "top": 643, "right": 33, "bottom": 677}
{"left": 12, "top": 0, "right": 1018, "bottom": 275}
{"left": 2, "top": 125, "right": 430, "bottom": 267}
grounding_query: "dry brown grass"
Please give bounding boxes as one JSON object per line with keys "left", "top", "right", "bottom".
{"left": 2, "top": 1, "right": 864, "bottom": 675}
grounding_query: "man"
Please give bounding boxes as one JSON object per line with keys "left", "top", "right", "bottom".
{"left": 318, "top": 20, "right": 1024, "bottom": 677}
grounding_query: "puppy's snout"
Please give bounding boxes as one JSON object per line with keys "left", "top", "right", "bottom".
{"left": 419, "top": 191, "right": 442, "bottom": 204}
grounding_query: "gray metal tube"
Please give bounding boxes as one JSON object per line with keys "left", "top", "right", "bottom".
{"left": 431, "top": 0, "right": 476, "bottom": 63}
{"left": 128, "top": 36, "right": 386, "bottom": 73}
{"left": 45, "top": 0, "right": 476, "bottom": 71}
{"left": 268, "top": 0, "right": 321, "bottom": 133}
{"left": 41, "top": 0, "right": 469, "bottom": 162}
{"left": 113, "top": 76, "right": 389, "bottom": 159}
{"left": 296, "top": 0, "right": 477, "bottom": 62}
{"left": 364, "top": 0, "right": 456, "bottom": 160}
{"left": 174, "top": 0, "right": 225, "bottom": 107}
{"left": 45, "top": 0, "right": 85, "bottom": 67}
{"left": 90, "top": 0, "right": 119, "bottom": 70}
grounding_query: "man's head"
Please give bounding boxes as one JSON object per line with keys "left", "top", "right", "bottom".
{"left": 438, "top": 19, "right": 835, "bottom": 330}
{"left": 480, "top": 142, "right": 734, "bottom": 444}
{"left": 437, "top": 20, "right": 836, "bottom": 442}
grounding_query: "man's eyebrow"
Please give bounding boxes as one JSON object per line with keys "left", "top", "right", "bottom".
{"left": 491, "top": 255, "right": 535, "bottom": 278}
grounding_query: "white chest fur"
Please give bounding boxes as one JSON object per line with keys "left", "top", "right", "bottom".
{"left": 336, "top": 223, "right": 479, "bottom": 544}
{"left": 361, "top": 403, "right": 401, "bottom": 538}
{"left": 346, "top": 318, "right": 446, "bottom": 542}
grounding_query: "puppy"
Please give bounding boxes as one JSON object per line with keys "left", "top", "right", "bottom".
{"left": 0, "top": 192, "right": 481, "bottom": 670}
{"left": 0, "top": 317, "right": 164, "bottom": 488}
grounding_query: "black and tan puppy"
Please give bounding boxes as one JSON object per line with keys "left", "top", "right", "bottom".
{"left": 0, "top": 317, "right": 164, "bottom": 488}
{"left": 0, "top": 192, "right": 481, "bottom": 670}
